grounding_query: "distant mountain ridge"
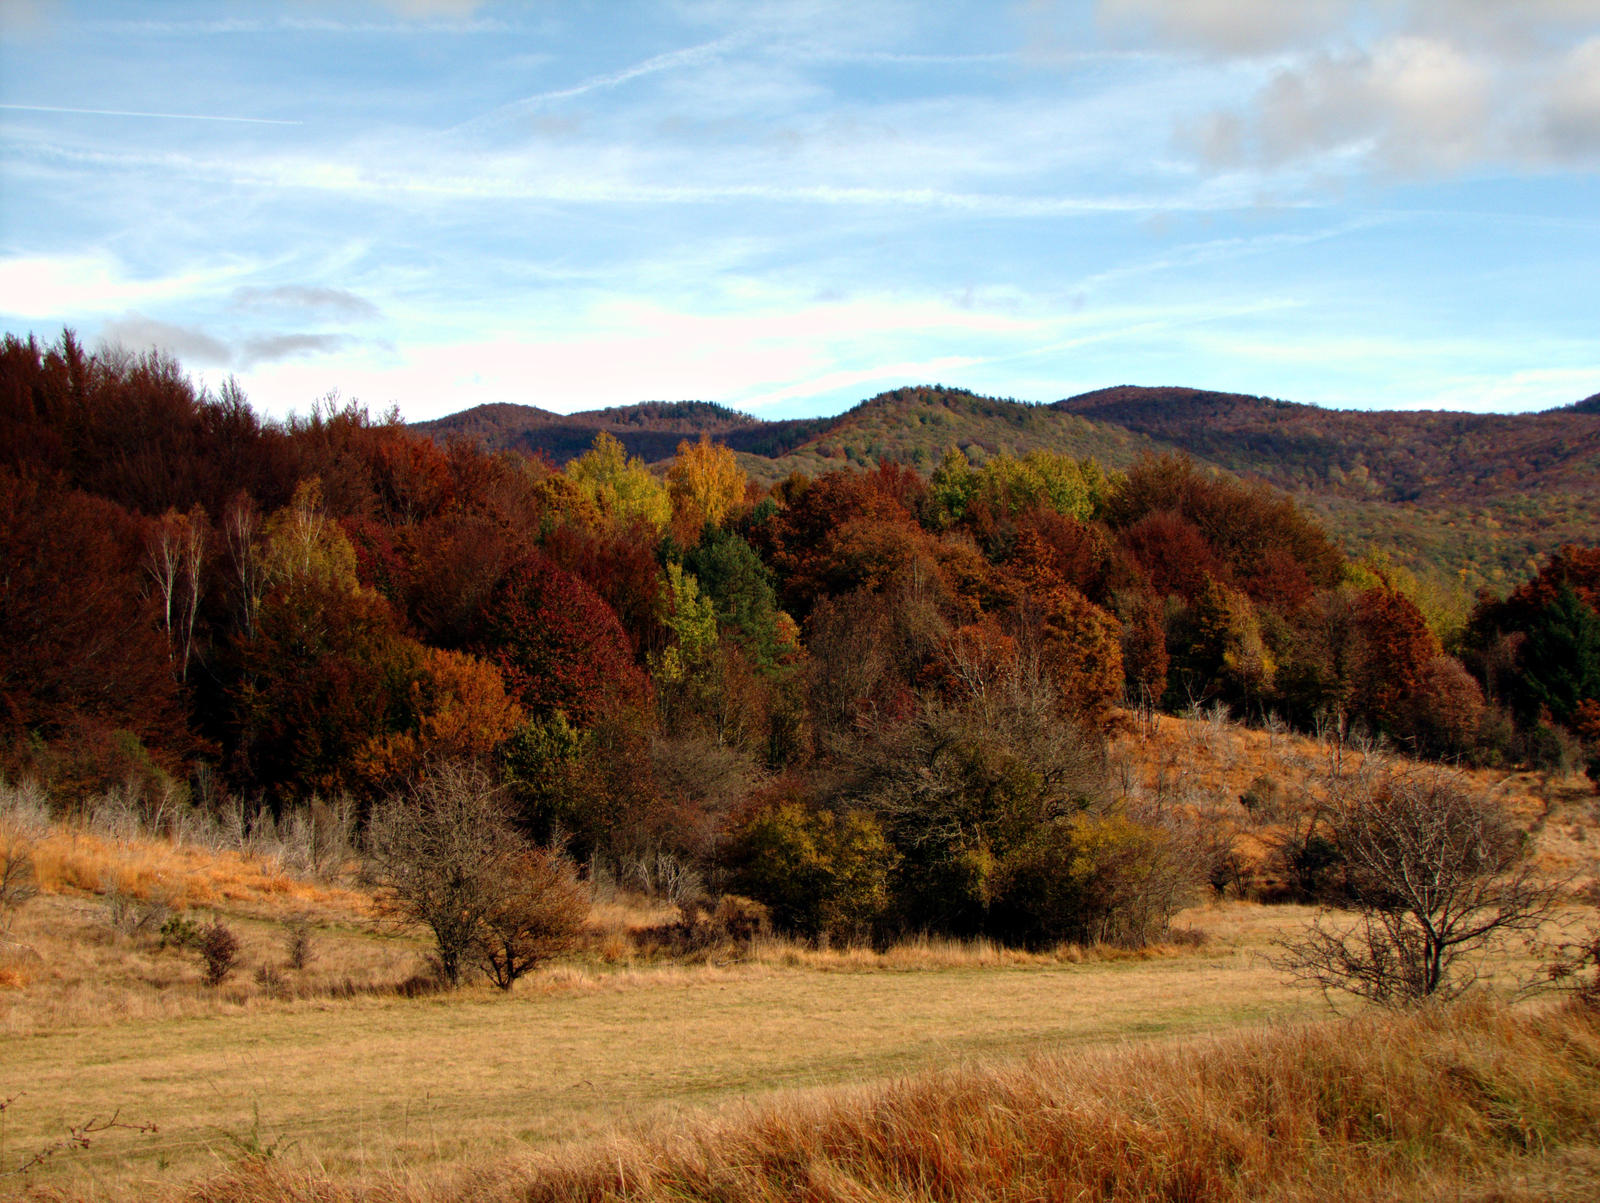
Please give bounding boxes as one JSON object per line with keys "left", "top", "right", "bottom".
{"left": 414, "top": 382, "right": 1600, "bottom": 588}
{"left": 413, "top": 400, "right": 831, "bottom": 464}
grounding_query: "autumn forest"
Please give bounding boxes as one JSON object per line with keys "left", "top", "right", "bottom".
{"left": 3, "top": 330, "right": 1599, "bottom": 950}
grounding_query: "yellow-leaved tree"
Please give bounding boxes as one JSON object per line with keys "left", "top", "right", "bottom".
{"left": 566, "top": 432, "right": 670, "bottom": 532}
{"left": 666, "top": 435, "right": 746, "bottom": 537}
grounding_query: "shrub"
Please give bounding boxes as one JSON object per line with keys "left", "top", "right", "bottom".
{"left": 0, "top": 827, "right": 38, "bottom": 936}
{"left": 634, "top": 894, "right": 771, "bottom": 958}
{"left": 197, "top": 920, "right": 242, "bottom": 987}
{"left": 284, "top": 919, "right": 314, "bottom": 971}
{"left": 369, "top": 761, "right": 589, "bottom": 988}
{"left": 722, "top": 802, "right": 896, "bottom": 944}
{"left": 476, "top": 849, "right": 587, "bottom": 990}
{"left": 158, "top": 914, "right": 204, "bottom": 950}
{"left": 367, "top": 761, "right": 521, "bottom": 986}
{"left": 1273, "top": 772, "right": 1560, "bottom": 1004}
{"left": 990, "top": 811, "right": 1200, "bottom": 948}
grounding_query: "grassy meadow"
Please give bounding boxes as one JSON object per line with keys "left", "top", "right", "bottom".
{"left": 2, "top": 713, "right": 1597, "bottom": 1201}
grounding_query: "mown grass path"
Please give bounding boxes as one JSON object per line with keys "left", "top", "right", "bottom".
{"left": 3, "top": 921, "right": 1314, "bottom": 1191}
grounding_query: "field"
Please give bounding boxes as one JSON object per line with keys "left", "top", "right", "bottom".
{"left": 2, "top": 889, "right": 1315, "bottom": 1192}
{"left": 3, "top": 714, "right": 1598, "bottom": 1200}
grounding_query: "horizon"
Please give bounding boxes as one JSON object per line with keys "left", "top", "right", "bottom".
{"left": 3, "top": 1, "right": 1598, "bottom": 423}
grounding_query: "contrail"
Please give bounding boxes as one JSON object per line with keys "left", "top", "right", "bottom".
{"left": 0, "top": 103, "right": 301, "bottom": 125}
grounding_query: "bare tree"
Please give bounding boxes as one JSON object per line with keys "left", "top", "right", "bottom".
{"left": 367, "top": 761, "right": 587, "bottom": 988}
{"left": 0, "top": 827, "right": 39, "bottom": 937}
{"left": 1273, "top": 772, "right": 1560, "bottom": 1005}
{"left": 0, "top": 787, "right": 44, "bottom": 938}
{"left": 144, "top": 507, "right": 207, "bottom": 682}
{"left": 368, "top": 761, "right": 517, "bottom": 986}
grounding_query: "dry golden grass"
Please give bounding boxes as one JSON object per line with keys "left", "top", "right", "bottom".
{"left": 506, "top": 996, "right": 1600, "bottom": 1203}
{"left": 1, "top": 897, "right": 1310, "bottom": 1196}
{"left": 1111, "top": 709, "right": 1600, "bottom": 888}
{"left": 25, "top": 825, "right": 371, "bottom": 920}
{"left": 37, "top": 997, "right": 1600, "bottom": 1202}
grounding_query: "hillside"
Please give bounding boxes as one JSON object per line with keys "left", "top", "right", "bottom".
{"left": 1054, "top": 385, "right": 1600, "bottom": 587}
{"left": 415, "top": 382, "right": 1600, "bottom": 589}
{"left": 414, "top": 400, "right": 830, "bottom": 466}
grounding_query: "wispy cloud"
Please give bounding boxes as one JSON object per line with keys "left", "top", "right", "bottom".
{"left": 97, "top": 313, "right": 351, "bottom": 370}
{"left": 515, "top": 37, "right": 741, "bottom": 107}
{"left": 0, "top": 102, "right": 301, "bottom": 125}
{"left": 231, "top": 285, "right": 382, "bottom": 320}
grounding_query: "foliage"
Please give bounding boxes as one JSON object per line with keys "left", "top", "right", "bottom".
{"left": 666, "top": 435, "right": 747, "bottom": 535}
{"left": 682, "top": 527, "right": 796, "bottom": 670}
{"left": 565, "top": 432, "right": 671, "bottom": 532}
{"left": 990, "top": 810, "right": 1199, "bottom": 948}
{"left": 838, "top": 665, "right": 1111, "bottom": 939}
{"left": 1518, "top": 584, "right": 1600, "bottom": 725}
{"left": 721, "top": 800, "right": 897, "bottom": 943}
{"left": 475, "top": 550, "right": 649, "bottom": 726}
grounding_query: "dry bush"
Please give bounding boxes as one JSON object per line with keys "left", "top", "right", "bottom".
{"left": 0, "top": 779, "right": 47, "bottom": 935}
{"left": 630, "top": 895, "right": 771, "bottom": 959}
{"left": 196, "top": 920, "right": 242, "bottom": 986}
{"left": 0, "top": 827, "right": 39, "bottom": 936}
{"left": 477, "top": 849, "right": 587, "bottom": 990}
{"left": 368, "top": 761, "right": 588, "bottom": 988}
{"left": 284, "top": 918, "right": 314, "bottom": 971}
{"left": 1274, "top": 770, "right": 1562, "bottom": 1005}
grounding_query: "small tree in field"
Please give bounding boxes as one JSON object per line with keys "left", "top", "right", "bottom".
{"left": 367, "top": 761, "right": 585, "bottom": 988}
{"left": 368, "top": 761, "right": 518, "bottom": 986}
{"left": 1273, "top": 773, "right": 1559, "bottom": 1005}
{"left": 476, "top": 849, "right": 587, "bottom": 990}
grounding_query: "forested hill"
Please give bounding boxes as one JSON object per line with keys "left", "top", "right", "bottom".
{"left": 417, "top": 383, "right": 1600, "bottom": 589}
{"left": 1054, "top": 385, "right": 1600, "bottom": 507}
{"left": 413, "top": 400, "right": 831, "bottom": 466}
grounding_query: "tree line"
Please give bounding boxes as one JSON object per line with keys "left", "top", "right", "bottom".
{"left": 2, "top": 331, "right": 1597, "bottom": 950}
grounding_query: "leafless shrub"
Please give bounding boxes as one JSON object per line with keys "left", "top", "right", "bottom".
{"left": 625, "top": 848, "right": 704, "bottom": 905}
{"left": 634, "top": 894, "right": 772, "bottom": 958}
{"left": 100, "top": 871, "right": 135, "bottom": 934}
{"left": 280, "top": 795, "right": 356, "bottom": 879}
{"left": 476, "top": 849, "right": 587, "bottom": 990}
{"left": 368, "top": 760, "right": 587, "bottom": 988}
{"left": 197, "top": 920, "right": 242, "bottom": 987}
{"left": 0, "top": 814, "right": 41, "bottom": 936}
{"left": 284, "top": 918, "right": 314, "bottom": 971}
{"left": 1273, "top": 771, "right": 1562, "bottom": 1005}
{"left": 253, "top": 962, "right": 291, "bottom": 1000}
{"left": 1544, "top": 928, "right": 1600, "bottom": 1009}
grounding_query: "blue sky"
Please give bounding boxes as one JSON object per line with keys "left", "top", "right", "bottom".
{"left": 2, "top": 1, "right": 1598, "bottom": 422}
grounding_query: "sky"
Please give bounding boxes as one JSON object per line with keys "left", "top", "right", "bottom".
{"left": 2, "top": 1, "right": 1598, "bottom": 424}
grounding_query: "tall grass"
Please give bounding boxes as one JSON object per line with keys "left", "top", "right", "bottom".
{"left": 175, "top": 999, "right": 1600, "bottom": 1203}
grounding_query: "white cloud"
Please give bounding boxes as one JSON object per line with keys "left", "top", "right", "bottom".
{"left": 0, "top": 253, "right": 253, "bottom": 318}
{"left": 1097, "top": 0, "right": 1350, "bottom": 54}
{"left": 1109, "top": 0, "right": 1600, "bottom": 175}
{"left": 1246, "top": 36, "right": 1493, "bottom": 172}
